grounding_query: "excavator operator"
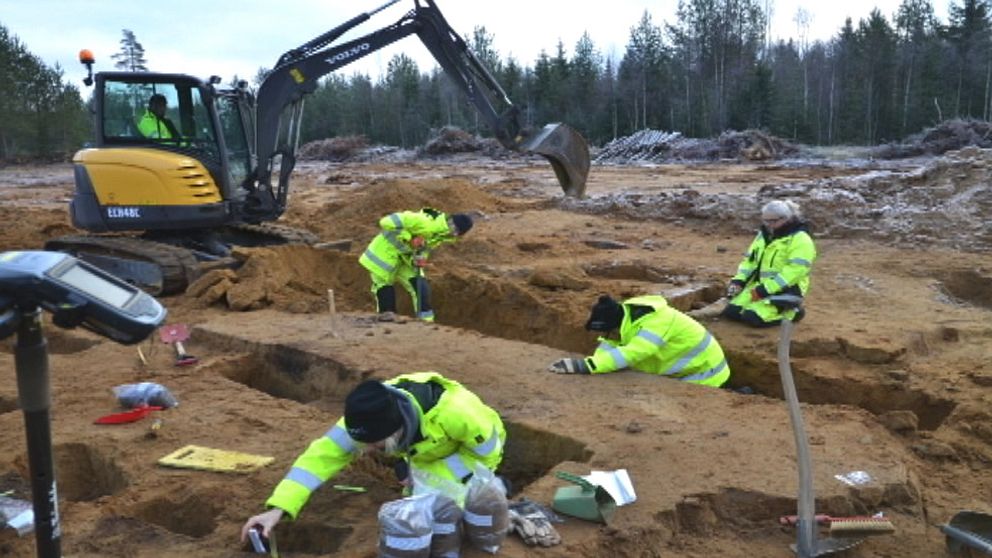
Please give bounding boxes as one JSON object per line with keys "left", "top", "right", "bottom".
{"left": 359, "top": 207, "right": 473, "bottom": 321}
{"left": 137, "top": 93, "right": 180, "bottom": 140}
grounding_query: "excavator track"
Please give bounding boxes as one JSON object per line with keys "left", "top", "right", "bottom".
{"left": 44, "top": 235, "right": 201, "bottom": 296}
{"left": 220, "top": 222, "right": 320, "bottom": 246}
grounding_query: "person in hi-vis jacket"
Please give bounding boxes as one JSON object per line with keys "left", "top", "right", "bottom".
{"left": 548, "top": 294, "right": 730, "bottom": 388}
{"left": 240, "top": 371, "right": 505, "bottom": 541}
{"left": 359, "top": 207, "right": 473, "bottom": 321}
{"left": 722, "top": 199, "right": 816, "bottom": 327}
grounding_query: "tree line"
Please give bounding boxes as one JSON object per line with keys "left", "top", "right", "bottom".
{"left": 0, "top": 25, "right": 89, "bottom": 162}
{"left": 2, "top": 0, "right": 992, "bottom": 161}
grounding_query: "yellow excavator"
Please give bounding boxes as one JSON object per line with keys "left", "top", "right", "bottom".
{"left": 47, "top": 0, "right": 590, "bottom": 295}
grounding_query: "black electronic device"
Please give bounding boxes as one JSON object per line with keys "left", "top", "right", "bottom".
{"left": 0, "top": 250, "right": 166, "bottom": 558}
{"left": 0, "top": 250, "right": 166, "bottom": 344}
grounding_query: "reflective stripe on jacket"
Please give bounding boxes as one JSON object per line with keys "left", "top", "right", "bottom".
{"left": 583, "top": 295, "right": 729, "bottom": 387}
{"left": 359, "top": 210, "right": 455, "bottom": 279}
{"left": 265, "top": 372, "right": 504, "bottom": 518}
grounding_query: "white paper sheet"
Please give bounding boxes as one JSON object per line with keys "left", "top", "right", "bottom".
{"left": 582, "top": 469, "right": 636, "bottom": 506}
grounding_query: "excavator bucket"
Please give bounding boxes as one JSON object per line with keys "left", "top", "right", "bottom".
{"left": 520, "top": 123, "right": 591, "bottom": 198}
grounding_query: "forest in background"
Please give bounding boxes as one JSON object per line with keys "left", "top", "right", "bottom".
{"left": 3, "top": 0, "right": 992, "bottom": 161}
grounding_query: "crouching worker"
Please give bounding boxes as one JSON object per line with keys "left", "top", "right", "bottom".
{"left": 240, "top": 372, "right": 505, "bottom": 542}
{"left": 722, "top": 199, "right": 816, "bottom": 327}
{"left": 548, "top": 294, "right": 730, "bottom": 387}
{"left": 359, "top": 207, "right": 473, "bottom": 321}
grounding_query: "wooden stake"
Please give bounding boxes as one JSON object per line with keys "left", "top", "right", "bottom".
{"left": 328, "top": 289, "right": 339, "bottom": 338}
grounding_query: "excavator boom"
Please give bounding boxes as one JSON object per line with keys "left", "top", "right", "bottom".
{"left": 251, "top": 0, "right": 589, "bottom": 216}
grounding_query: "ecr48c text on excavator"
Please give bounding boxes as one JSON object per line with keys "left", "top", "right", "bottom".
{"left": 48, "top": 0, "right": 590, "bottom": 295}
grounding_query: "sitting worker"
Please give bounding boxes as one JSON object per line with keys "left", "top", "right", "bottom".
{"left": 137, "top": 93, "right": 180, "bottom": 140}
{"left": 722, "top": 199, "right": 816, "bottom": 327}
{"left": 548, "top": 294, "right": 730, "bottom": 387}
{"left": 359, "top": 207, "right": 473, "bottom": 321}
{"left": 240, "top": 372, "right": 506, "bottom": 542}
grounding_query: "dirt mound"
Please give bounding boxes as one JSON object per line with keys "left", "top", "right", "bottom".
{"left": 418, "top": 126, "right": 514, "bottom": 159}
{"left": 873, "top": 119, "right": 992, "bottom": 159}
{"left": 298, "top": 135, "right": 369, "bottom": 161}
{"left": 310, "top": 178, "right": 507, "bottom": 241}
{"left": 595, "top": 129, "right": 798, "bottom": 163}
{"left": 186, "top": 245, "right": 369, "bottom": 312}
{"left": 574, "top": 145, "right": 992, "bottom": 251}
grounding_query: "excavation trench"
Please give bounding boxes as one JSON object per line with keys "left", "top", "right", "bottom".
{"left": 724, "top": 348, "right": 956, "bottom": 431}
{"left": 431, "top": 266, "right": 724, "bottom": 353}
{"left": 198, "top": 342, "right": 592, "bottom": 495}
{"left": 429, "top": 266, "right": 956, "bottom": 432}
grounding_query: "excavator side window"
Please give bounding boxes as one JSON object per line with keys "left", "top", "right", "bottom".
{"left": 102, "top": 81, "right": 184, "bottom": 144}
{"left": 101, "top": 81, "right": 219, "bottom": 159}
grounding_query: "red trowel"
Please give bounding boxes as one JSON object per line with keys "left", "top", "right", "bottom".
{"left": 158, "top": 323, "right": 198, "bottom": 366}
{"left": 94, "top": 405, "right": 163, "bottom": 425}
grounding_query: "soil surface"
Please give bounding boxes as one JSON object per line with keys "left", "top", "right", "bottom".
{"left": 1, "top": 151, "right": 991, "bottom": 558}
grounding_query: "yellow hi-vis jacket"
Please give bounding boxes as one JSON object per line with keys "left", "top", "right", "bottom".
{"left": 265, "top": 372, "right": 505, "bottom": 519}
{"left": 583, "top": 295, "right": 730, "bottom": 387}
{"left": 137, "top": 110, "right": 175, "bottom": 139}
{"left": 359, "top": 209, "right": 457, "bottom": 281}
{"left": 729, "top": 221, "right": 816, "bottom": 322}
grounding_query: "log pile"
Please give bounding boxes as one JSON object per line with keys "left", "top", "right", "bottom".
{"left": 594, "top": 130, "right": 684, "bottom": 163}
{"left": 595, "top": 128, "right": 797, "bottom": 163}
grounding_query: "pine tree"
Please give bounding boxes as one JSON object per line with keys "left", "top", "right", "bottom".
{"left": 111, "top": 29, "right": 148, "bottom": 72}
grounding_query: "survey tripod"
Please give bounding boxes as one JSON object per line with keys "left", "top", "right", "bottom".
{"left": 0, "top": 251, "right": 166, "bottom": 558}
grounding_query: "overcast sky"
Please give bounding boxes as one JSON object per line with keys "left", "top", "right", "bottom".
{"left": 3, "top": 0, "right": 948, "bottom": 85}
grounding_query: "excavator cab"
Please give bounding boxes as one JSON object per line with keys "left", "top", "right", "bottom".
{"left": 69, "top": 73, "right": 254, "bottom": 234}
{"left": 51, "top": 0, "right": 590, "bottom": 295}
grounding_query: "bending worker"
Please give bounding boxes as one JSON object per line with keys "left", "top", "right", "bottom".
{"left": 548, "top": 294, "right": 730, "bottom": 387}
{"left": 137, "top": 93, "right": 180, "bottom": 140}
{"left": 240, "top": 372, "right": 505, "bottom": 541}
{"left": 722, "top": 199, "right": 816, "bottom": 327}
{"left": 359, "top": 207, "right": 473, "bottom": 321}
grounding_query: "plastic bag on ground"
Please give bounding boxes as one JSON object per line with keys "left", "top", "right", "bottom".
{"left": 113, "top": 382, "right": 178, "bottom": 409}
{"left": 430, "top": 494, "right": 463, "bottom": 558}
{"left": 410, "top": 467, "right": 465, "bottom": 557}
{"left": 462, "top": 464, "right": 508, "bottom": 554}
{"left": 378, "top": 493, "right": 435, "bottom": 558}
{"left": 0, "top": 495, "right": 34, "bottom": 536}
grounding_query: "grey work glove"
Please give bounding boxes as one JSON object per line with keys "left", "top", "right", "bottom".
{"left": 726, "top": 280, "right": 745, "bottom": 298}
{"left": 508, "top": 500, "right": 562, "bottom": 547}
{"left": 547, "top": 358, "right": 588, "bottom": 374}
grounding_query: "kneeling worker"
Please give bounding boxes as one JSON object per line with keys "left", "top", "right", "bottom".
{"left": 548, "top": 294, "right": 730, "bottom": 387}
{"left": 240, "top": 372, "right": 505, "bottom": 541}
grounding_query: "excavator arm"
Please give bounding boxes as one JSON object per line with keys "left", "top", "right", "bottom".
{"left": 246, "top": 0, "right": 589, "bottom": 220}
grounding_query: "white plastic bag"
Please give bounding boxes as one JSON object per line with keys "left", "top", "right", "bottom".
{"left": 112, "top": 382, "right": 178, "bottom": 408}
{"left": 378, "top": 493, "right": 435, "bottom": 558}
{"left": 462, "top": 465, "right": 508, "bottom": 554}
{"left": 0, "top": 495, "right": 34, "bottom": 536}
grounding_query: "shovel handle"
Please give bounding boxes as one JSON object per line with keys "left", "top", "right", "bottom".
{"left": 941, "top": 524, "right": 992, "bottom": 553}
{"left": 555, "top": 471, "right": 597, "bottom": 492}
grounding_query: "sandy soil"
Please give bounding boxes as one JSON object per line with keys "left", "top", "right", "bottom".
{"left": 0, "top": 151, "right": 991, "bottom": 558}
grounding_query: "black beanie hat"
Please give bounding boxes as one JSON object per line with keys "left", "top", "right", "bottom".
{"left": 344, "top": 380, "right": 403, "bottom": 443}
{"left": 451, "top": 213, "right": 473, "bottom": 235}
{"left": 585, "top": 295, "right": 624, "bottom": 331}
